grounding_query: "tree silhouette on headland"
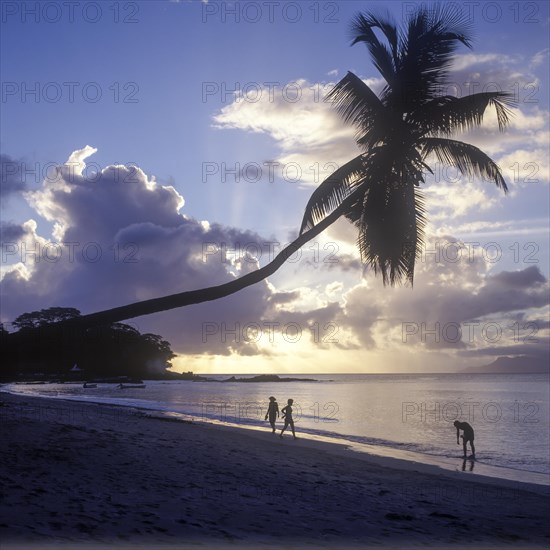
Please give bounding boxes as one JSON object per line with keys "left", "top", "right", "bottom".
{"left": 8, "top": 5, "right": 514, "bottom": 334}
{"left": 1, "top": 308, "right": 175, "bottom": 379}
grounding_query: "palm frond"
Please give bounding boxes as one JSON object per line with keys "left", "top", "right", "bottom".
{"left": 411, "top": 92, "right": 516, "bottom": 135}
{"left": 362, "top": 11, "right": 399, "bottom": 62}
{"left": 299, "top": 155, "right": 366, "bottom": 234}
{"left": 357, "top": 181, "right": 426, "bottom": 286}
{"left": 420, "top": 137, "right": 508, "bottom": 192}
{"left": 426, "top": 3, "right": 473, "bottom": 46}
{"left": 327, "top": 71, "right": 387, "bottom": 149}
{"left": 350, "top": 13, "right": 397, "bottom": 84}
{"left": 342, "top": 145, "right": 398, "bottom": 224}
{"left": 391, "top": 5, "right": 473, "bottom": 108}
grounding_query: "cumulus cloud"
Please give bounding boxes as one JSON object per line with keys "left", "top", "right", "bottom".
{"left": 271, "top": 227, "right": 548, "bottom": 363}
{"left": 264, "top": 230, "right": 549, "bottom": 362}
{"left": 0, "top": 221, "right": 27, "bottom": 242}
{"left": 350, "top": 235, "right": 550, "bottom": 356}
{"left": 0, "top": 154, "right": 27, "bottom": 200}
{"left": 0, "top": 219, "right": 52, "bottom": 281}
{"left": 448, "top": 51, "right": 539, "bottom": 94}
{"left": 0, "top": 147, "right": 288, "bottom": 356}
{"left": 212, "top": 79, "right": 357, "bottom": 185}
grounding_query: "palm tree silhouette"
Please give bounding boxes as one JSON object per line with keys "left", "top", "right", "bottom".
{"left": 44, "top": 5, "right": 515, "bottom": 329}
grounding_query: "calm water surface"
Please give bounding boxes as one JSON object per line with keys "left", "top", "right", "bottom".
{"left": 4, "top": 373, "right": 549, "bottom": 477}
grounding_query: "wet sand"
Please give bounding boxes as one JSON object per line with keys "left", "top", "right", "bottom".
{"left": 1, "top": 392, "right": 549, "bottom": 548}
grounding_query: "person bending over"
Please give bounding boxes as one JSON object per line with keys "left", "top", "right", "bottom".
{"left": 454, "top": 420, "right": 475, "bottom": 459}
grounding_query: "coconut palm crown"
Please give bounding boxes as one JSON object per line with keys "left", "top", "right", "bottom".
{"left": 299, "top": 5, "right": 514, "bottom": 285}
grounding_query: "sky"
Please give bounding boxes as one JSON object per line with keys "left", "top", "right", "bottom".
{"left": 1, "top": 0, "right": 549, "bottom": 374}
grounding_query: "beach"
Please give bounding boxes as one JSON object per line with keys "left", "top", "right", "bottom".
{"left": 1, "top": 392, "right": 549, "bottom": 549}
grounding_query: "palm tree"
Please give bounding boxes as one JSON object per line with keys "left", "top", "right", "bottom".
{"left": 27, "top": 5, "right": 515, "bottom": 331}
{"left": 300, "top": 5, "right": 513, "bottom": 284}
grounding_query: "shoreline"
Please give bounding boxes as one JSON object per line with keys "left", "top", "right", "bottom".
{"left": 3, "top": 386, "right": 548, "bottom": 489}
{"left": 1, "top": 392, "right": 549, "bottom": 548}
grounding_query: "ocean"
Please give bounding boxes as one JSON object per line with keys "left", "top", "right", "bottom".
{"left": 3, "top": 373, "right": 549, "bottom": 484}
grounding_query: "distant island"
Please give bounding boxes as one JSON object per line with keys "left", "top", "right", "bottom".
{"left": 462, "top": 355, "right": 550, "bottom": 374}
{"left": 86, "top": 374, "right": 321, "bottom": 383}
{"left": 220, "top": 374, "right": 319, "bottom": 383}
{"left": 127, "top": 373, "right": 321, "bottom": 383}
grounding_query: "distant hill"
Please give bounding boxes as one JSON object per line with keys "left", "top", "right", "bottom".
{"left": 462, "top": 355, "right": 549, "bottom": 374}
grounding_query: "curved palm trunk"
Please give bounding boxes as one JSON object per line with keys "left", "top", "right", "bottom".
{"left": 53, "top": 188, "right": 363, "bottom": 332}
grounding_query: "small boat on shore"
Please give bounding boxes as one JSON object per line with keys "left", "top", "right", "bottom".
{"left": 83, "top": 382, "right": 97, "bottom": 388}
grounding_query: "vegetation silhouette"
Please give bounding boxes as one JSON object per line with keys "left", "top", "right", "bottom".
{"left": 1, "top": 307, "right": 174, "bottom": 380}
{"left": 4, "top": 5, "right": 514, "bottom": 338}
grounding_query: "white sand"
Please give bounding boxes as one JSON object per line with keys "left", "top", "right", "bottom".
{"left": 1, "top": 392, "right": 549, "bottom": 548}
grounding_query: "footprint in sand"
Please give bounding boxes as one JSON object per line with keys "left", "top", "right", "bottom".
{"left": 429, "top": 511, "right": 458, "bottom": 519}
{"left": 322, "top": 528, "right": 342, "bottom": 535}
{"left": 385, "top": 513, "right": 415, "bottom": 521}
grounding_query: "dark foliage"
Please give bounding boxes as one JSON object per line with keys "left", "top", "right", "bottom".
{"left": 0, "top": 308, "right": 175, "bottom": 380}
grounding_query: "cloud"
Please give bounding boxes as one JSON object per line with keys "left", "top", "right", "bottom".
{"left": 530, "top": 48, "right": 550, "bottom": 68}
{"left": 448, "top": 51, "right": 539, "bottom": 93}
{"left": 369, "top": 240, "right": 548, "bottom": 353}
{"left": 496, "top": 147, "right": 550, "bottom": 189}
{"left": 291, "top": 230, "right": 547, "bottom": 360}
{"left": 489, "top": 265, "right": 546, "bottom": 288}
{"left": 0, "top": 219, "right": 51, "bottom": 281}
{"left": 0, "top": 221, "right": 27, "bottom": 242}
{"left": 423, "top": 177, "right": 500, "bottom": 222}
{"left": 212, "top": 79, "right": 357, "bottom": 185}
{"left": 450, "top": 53, "right": 520, "bottom": 72}
{"left": 0, "top": 154, "right": 27, "bottom": 200}
{"left": 261, "top": 229, "right": 549, "bottom": 360}
{"left": 434, "top": 218, "right": 550, "bottom": 239}
{"left": 25, "top": 147, "right": 185, "bottom": 243}
{"left": 0, "top": 147, "right": 286, "bottom": 356}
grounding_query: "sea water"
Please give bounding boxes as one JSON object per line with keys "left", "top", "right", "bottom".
{"left": 3, "top": 373, "right": 549, "bottom": 483}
